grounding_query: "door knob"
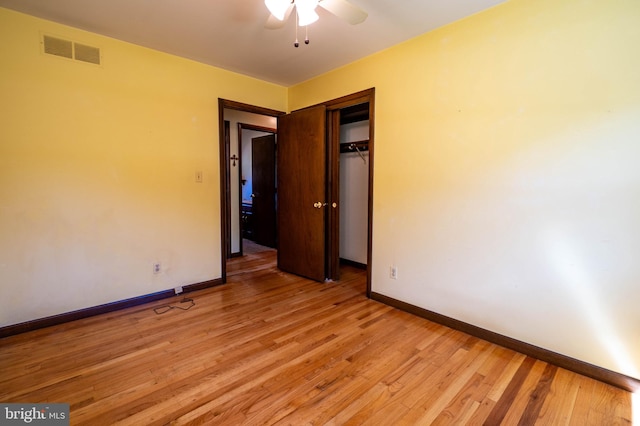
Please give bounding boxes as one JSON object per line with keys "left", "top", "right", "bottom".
{"left": 251, "top": 193, "right": 255, "bottom": 198}
{"left": 313, "top": 202, "right": 323, "bottom": 209}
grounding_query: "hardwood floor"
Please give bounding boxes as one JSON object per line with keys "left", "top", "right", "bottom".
{"left": 0, "top": 250, "right": 632, "bottom": 425}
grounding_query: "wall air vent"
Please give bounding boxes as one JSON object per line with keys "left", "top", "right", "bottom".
{"left": 43, "top": 35, "right": 73, "bottom": 59}
{"left": 42, "top": 34, "right": 101, "bottom": 66}
{"left": 74, "top": 43, "right": 101, "bottom": 65}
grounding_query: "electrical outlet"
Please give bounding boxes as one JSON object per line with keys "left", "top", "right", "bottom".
{"left": 153, "top": 263, "right": 161, "bottom": 274}
{"left": 390, "top": 265, "right": 398, "bottom": 280}
{"left": 174, "top": 286, "right": 183, "bottom": 295}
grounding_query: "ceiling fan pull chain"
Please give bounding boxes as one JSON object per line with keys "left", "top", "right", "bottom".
{"left": 294, "top": 11, "right": 300, "bottom": 47}
{"left": 305, "top": 25, "right": 310, "bottom": 45}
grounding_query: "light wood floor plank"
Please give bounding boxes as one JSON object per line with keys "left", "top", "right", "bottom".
{"left": 0, "top": 249, "right": 632, "bottom": 424}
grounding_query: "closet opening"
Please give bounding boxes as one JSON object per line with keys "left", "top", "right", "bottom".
{"left": 338, "top": 102, "right": 370, "bottom": 272}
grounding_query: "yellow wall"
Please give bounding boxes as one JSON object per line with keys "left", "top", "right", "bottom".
{"left": 290, "top": 0, "right": 640, "bottom": 379}
{"left": 0, "top": 8, "right": 287, "bottom": 326}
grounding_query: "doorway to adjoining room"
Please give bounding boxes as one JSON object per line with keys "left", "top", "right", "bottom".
{"left": 218, "top": 90, "right": 374, "bottom": 296}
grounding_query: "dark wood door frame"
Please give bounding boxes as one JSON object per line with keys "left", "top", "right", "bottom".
{"left": 218, "top": 99, "right": 284, "bottom": 282}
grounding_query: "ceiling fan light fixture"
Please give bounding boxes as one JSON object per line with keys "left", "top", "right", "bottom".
{"left": 296, "top": 0, "right": 319, "bottom": 26}
{"left": 265, "top": 0, "right": 290, "bottom": 21}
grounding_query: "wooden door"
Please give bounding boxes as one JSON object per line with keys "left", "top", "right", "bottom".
{"left": 277, "top": 106, "right": 327, "bottom": 282}
{"left": 251, "top": 134, "right": 277, "bottom": 248}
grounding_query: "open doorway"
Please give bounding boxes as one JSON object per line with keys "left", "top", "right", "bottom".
{"left": 337, "top": 103, "right": 370, "bottom": 271}
{"left": 238, "top": 125, "right": 277, "bottom": 253}
{"left": 218, "top": 99, "right": 284, "bottom": 280}
{"left": 218, "top": 89, "right": 374, "bottom": 295}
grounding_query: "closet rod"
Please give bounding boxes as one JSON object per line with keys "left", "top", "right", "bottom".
{"left": 339, "top": 139, "right": 369, "bottom": 153}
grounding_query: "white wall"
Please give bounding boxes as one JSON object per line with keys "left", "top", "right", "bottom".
{"left": 339, "top": 121, "right": 369, "bottom": 264}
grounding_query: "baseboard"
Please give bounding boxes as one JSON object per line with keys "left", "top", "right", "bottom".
{"left": 370, "top": 292, "right": 640, "bottom": 393}
{"left": 183, "top": 279, "right": 223, "bottom": 293}
{"left": 339, "top": 258, "right": 367, "bottom": 270}
{"left": 0, "top": 278, "right": 223, "bottom": 339}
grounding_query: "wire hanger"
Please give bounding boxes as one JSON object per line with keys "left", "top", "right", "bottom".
{"left": 350, "top": 143, "right": 367, "bottom": 164}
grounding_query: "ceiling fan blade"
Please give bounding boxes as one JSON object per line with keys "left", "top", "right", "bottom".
{"left": 318, "top": 0, "right": 367, "bottom": 25}
{"left": 265, "top": 4, "right": 294, "bottom": 29}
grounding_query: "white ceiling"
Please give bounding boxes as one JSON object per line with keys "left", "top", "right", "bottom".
{"left": 0, "top": 0, "right": 507, "bottom": 86}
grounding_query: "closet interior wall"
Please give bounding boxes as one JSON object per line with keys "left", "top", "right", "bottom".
{"left": 339, "top": 119, "right": 370, "bottom": 266}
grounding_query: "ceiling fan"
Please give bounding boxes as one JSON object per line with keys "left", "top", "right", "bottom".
{"left": 265, "top": 0, "right": 368, "bottom": 33}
